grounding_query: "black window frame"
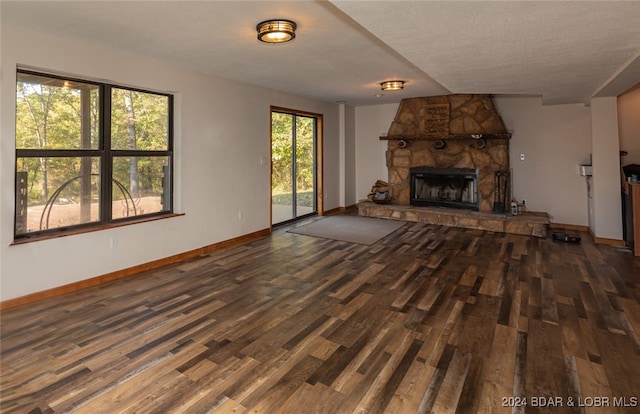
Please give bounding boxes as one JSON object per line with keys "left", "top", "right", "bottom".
{"left": 14, "top": 69, "right": 174, "bottom": 241}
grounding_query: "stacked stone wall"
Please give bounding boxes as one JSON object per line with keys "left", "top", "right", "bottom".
{"left": 384, "top": 94, "right": 510, "bottom": 212}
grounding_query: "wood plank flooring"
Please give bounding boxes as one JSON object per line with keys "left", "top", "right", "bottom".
{"left": 2, "top": 217, "right": 640, "bottom": 413}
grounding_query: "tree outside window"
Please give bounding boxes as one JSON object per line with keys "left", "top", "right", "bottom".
{"left": 15, "top": 71, "right": 173, "bottom": 239}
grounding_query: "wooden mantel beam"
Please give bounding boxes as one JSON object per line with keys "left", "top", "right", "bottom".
{"left": 379, "top": 133, "right": 512, "bottom": 141}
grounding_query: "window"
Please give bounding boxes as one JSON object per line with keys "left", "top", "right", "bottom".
{"left": 15, "top": 70, "right": 173, "bottom": 239}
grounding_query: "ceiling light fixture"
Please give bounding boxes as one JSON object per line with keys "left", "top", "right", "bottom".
{"left": 380, "top": 80, "right": 405, "bottom": 91}
{"left": 256, "top": 19, "right": 297, "bottom": 43}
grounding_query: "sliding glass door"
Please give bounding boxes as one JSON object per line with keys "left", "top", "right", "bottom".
{"left": 271, "top": 110, "right": 318, "bottom": 225}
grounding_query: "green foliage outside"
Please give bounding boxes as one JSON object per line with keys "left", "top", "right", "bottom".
{"left": 271, "top": 112, "right": 315, "bottom": 205}
{"left": 16, "top": 76, "right": 169, "bottom": 205}
{"left": 16, "top": 79, "right": 101, "bottom": 203}
{"left": 110, "top": 88, "right": 169, "bottom": 200}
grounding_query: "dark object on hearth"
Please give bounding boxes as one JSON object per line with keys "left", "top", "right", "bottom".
{"left": 367, "top": 180, "right": 390, "bottom": 203}
{"left": 552, "top": 232, "right": 582, "bottom": 243}
{"left": 372, "top": 197, "right": 392, "bottom": 205}
{"left": 493, "top": 170, "right": 510, "bottom": 213}
{"left": 372, "top": 190, "right": 391, "bottom": 204}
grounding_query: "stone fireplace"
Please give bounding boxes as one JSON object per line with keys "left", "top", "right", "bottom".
{"left": 383, "top": 94, "right": 511, "bottom": 212}
{"left": 358, "top": 94, "right": 550, "bottom": 238}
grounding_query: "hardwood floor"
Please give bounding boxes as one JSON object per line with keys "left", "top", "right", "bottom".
{"left": 2, "top": 218, "right": 639, "bottom": 413}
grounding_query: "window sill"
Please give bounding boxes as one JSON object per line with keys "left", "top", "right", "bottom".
{"left": 11, "top": 213, "right": 185, "bottom": 246}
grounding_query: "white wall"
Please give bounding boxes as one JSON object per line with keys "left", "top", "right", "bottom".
{"left": 1, "top": 25, "right": 340, "bottom": 301}
{"left": 354, "top": 97, "right": 594, "bottom": 227}
{"left": 590, "top": 97, "right": 623, "bottom": 240}
{"left": 494, "top": 96, "right": 592, "bottom": 226}
{"left": 354, "top": 104, "right": 398, "bottom": 201}
{"left": 344, "top": 104, "right": 357, "bottom": 207}
{"left": 618, "top": 83, "right": 640, "bottom": 167}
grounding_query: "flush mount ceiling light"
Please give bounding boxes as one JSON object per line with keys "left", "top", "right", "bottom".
{"left": 380, "top": 80, "right": 405, "bottom": 91}
{"left": 256, "top": 19, "right": 297, "bottom": 43}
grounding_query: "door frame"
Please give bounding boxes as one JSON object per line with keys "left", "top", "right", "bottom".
{"left": 270, "top": 106, "right": 323, "bottom": 228}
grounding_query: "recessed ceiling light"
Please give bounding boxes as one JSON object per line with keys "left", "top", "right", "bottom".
{"left": 380, "top": 80, "right": 405, "bottom": 91}
{"left": 256, "top": 19, "right": 297, "bottom": 43}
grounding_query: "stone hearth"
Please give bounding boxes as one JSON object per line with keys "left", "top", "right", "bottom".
{"left": 358, "top": 201, "right": 549, "bottom": 237}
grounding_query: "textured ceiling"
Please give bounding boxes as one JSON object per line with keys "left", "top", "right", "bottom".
{"left": 334, "top": 0, "right": 640, "bottom": 105}
{"left": 2, "top": 0, "right": 639, "bottom": 106}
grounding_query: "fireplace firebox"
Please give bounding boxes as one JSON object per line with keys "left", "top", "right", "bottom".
{"left": 410, "top": 167, "right": 479, "bottom": 210}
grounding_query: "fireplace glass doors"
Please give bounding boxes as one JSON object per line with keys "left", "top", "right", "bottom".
{"left": 410, "top": 167, "right": 479, "bottom": 210}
